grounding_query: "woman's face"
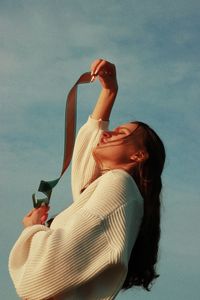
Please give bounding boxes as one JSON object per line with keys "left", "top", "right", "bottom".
{"left": 92, "top": 122, "right": 141, "bottom": 169}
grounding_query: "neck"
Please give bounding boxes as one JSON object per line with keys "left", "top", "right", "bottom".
{"left": 99, "top": 161, "right": 134, "bottom": 175}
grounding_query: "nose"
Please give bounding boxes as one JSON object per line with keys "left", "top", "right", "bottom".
{"left": 102, "top": 131, "right": 112, "bottom": 138}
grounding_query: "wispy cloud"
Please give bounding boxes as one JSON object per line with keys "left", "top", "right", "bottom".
{"left": 1, "top": 1, "right": 200, "bottom": 299}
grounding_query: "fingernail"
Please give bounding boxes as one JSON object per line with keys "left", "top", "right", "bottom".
{"left": 90, "top": 75, "right": 95, "bottom": 82}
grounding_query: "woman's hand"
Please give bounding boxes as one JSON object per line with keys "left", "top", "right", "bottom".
{"left": 22, "top": 205, "right": 50, "bottom": 228}
{"left": 90, "top": 59, "right": 118, "bottom": 91}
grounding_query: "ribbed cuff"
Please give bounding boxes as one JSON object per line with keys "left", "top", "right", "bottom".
{"left": 87, "top": 115, "right": 109, "bottom": 130}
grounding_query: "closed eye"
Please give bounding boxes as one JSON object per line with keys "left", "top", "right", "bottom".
{"left": 114, "top": 127, "right": 131, "bottom": 135}
{"left": 118, "top": 130, "right": 126, "bottom": 134}
{"left": 114, "top": 128, "right": 123, "bottom": 134}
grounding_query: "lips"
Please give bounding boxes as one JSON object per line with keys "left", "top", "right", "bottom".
{"left": 100, "top": 137, "right": 106, "bottom": 144}
{"left": 97, "top": 136, "right": 106, "bottom": 147}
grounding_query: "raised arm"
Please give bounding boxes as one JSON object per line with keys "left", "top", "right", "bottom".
{"left": 90, "top": 59, "right": 118, "bottom": 121}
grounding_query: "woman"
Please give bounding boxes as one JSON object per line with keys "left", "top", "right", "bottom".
{"left": 9, "top": 59, "right": 165, "bottom": 300}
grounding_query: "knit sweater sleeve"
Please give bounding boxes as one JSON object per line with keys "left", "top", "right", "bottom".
{"left": 8, "top": 210, "right": 113, "bottom": 300}
{"left": 8, "top": 171, "right": 143, "bottom": 300}
{"left": 71, "top": 116, "right": 109, "bottom": 200}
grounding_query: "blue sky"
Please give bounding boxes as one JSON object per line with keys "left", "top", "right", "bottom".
{"left": 0, "top": 0, "right": 200, "bottom": 299}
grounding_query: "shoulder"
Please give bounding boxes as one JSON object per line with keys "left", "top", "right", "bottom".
{"left": 102, "top": 169, "right": 141, "bottom": 197}
{"left": 84, "top": 169, "right": 143, "bottom": 218}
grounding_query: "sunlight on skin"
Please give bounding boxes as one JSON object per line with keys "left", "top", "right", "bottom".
{"left": 97, "top": 123, "right": 139, "bottom": 147}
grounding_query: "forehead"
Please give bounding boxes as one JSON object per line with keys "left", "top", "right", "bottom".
{"left": 115, "top": 122, "right": 138, "bottom": 133}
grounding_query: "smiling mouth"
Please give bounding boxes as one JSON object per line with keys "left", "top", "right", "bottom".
{"left": 101, "top": 137, "right": 107, "bottom": 144}
{"left": 97, "top": 137, "right": 106, "bottom": 147}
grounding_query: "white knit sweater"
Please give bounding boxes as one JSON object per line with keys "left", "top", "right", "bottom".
{"left": 9, "top": 116, "right": 144, "bottom": 300}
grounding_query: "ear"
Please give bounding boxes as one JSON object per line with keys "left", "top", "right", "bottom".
{"left": 130, "top": 150, "right": 149, "bottom": 163}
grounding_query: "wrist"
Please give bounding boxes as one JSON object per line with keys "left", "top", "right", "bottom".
{"left": 102, "top": 86, "right": 118, "bottom": 96}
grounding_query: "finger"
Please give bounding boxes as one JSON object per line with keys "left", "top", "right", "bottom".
{"left": 37, "top": 205, "right": 50, "bottom": 212}
{"left": 40, "top": 205, "right": 50, "bottom": 212}
{"left": 31, "top": 207, "right": 45, "bottom": 219}
{"left": 36, "top": 208, "right": 49, "bottom": 220}
{"left": 90, "top": 59, "right": 103, "bottom": 75}
{"left": 98, "top": 69, "right": 112, "bottom": 77}
{"left": 26, "top": 208, "right": 36, "bottom": 217}
{"left": 41, "top": 214, "right": 48, "bottom": 224}
{"left": 90, "top": 59, "right": 102, "bottom": 73}
{"left": 90, "top": 61, "right": 104, "bottom": 82}
{"left": 94, "top": 60, "right": 115, "bottom": 78}
{"left": 93, "top": 59, "right": 107, "bottom": 75}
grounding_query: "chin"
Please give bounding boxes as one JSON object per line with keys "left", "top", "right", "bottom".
{"left": 92, "top": 148, "right": 98, "bottom": 161}
{"left": 92, "top": 148, "right": 103, "bottom": 166}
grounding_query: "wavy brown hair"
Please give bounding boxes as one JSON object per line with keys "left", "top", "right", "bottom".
{"left": 121, "top": 121, "right": 165, "bottom": 291}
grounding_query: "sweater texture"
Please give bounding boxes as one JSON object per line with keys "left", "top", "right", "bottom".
{"left": 9, "top": 116, "right": 144, "bottom": 300}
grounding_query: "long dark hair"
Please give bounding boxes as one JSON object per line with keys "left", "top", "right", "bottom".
{"left": 121, "top": 121, "right": 165, "bottom": 291}
{"left": 47, "top": 121, "right": 165, "bottom": 291}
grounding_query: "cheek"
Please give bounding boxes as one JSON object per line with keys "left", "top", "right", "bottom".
{"left": 92, "top": 147, "right": 103, "bottom": 161}
{"left": 92, "top": 145, "right": 113, "bottom": 160}
{"left": 94, "top": 145, "right": 127, "bottom": 162}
